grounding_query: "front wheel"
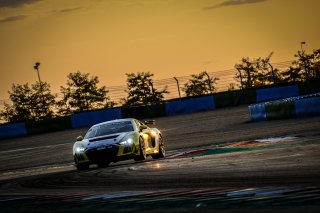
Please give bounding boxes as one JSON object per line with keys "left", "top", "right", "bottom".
{"left": 152, "top": 135, "right": 165, "bottom": 159}
{"left": 134, "top": 137, "right": 146, "bottom": 161}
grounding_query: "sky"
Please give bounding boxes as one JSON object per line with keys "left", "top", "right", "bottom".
{"left": 0, "top": 0, "right": 319, "bottom": 101}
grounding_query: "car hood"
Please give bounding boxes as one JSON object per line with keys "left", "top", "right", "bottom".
{"left": 81, "top": 132, "right": 132, "bottom": 149}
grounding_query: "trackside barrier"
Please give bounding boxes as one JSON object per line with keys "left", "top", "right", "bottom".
{"left": 0, "top": 122, "right": 27, "bottom": 139}
{"left": 165, "top": 96, "right": 215, "bottom": 116}
{"left": 294, "top": 95, "right": 320, "bottom": 118}
{"left": 299, "top": 81, "right": 320, "bottom": 95}
{"left": 248, "top": 103, "right": 266, "bottom": 122}
{"left": 71, "top": 108, "right": 122, "bottom": 128}
{"left": 265, "top": 99, "right": 295, "bottom": 120}
{"left": 26, "top": 116, "right": 72, "bottom": 135}
{"left": 249, "top": 93, "right": 320, "bottom": 122}
{"left": 256, "top": 85, "right": 299, "bottom": 102}
{"left": 214, "top": 89, "right": 256, "bottom": 108}
{"left": 122, "top": 103, "right": 166, "bottom": 119}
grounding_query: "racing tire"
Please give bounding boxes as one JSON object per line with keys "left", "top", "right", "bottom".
{"left": 152, "top": 135, "right": 165, "bottom": 159}
{"left": 76, "top": 163, "right": 89, "bottom": 171}
{"left": 97, "top": 161, "right": 110, "bottom": 168}
{"left": 134, "top": 137, "right": 146, "bottom": 161}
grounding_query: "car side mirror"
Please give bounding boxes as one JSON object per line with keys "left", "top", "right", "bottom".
{"left": 139, "top": 125, "right": 148, "bottom": 132}
{"left": 76, "top": 135, "right": 84, "bottom": 141}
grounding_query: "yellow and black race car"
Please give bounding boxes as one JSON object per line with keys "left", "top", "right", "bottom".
{"left": 73, "top": 118, "right": 165, "bottom": 170}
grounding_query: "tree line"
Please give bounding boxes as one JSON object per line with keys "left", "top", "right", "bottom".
{"left": 1, "top": 46, "right": 319, "bottom": 123}
{"left": 234, "top": 48, "right": 320, "bottom": 89}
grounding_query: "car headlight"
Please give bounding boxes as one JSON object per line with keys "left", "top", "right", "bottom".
{"left": 74, "top": 142, "right": 85, "bottom": 153}
{"left": 75, "top": 147, "right": 85, "bottom": 153}
{"left": 119, "top": 136, "right": 134, "bottom": 146}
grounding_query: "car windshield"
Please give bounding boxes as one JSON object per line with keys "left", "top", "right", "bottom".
{"left": 84, "top": 121, "right": 134, "bottom": 139}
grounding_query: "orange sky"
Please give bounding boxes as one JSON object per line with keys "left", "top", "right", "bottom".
{"left": 0, "top": 0, "right": 319, "bottom": 101}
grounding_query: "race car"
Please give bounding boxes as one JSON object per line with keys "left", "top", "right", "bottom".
{"left": 73, "top": 118, "right": 165, "bottom": 170}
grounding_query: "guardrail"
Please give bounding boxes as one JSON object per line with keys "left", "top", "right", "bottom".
{"left": 249, "top": 93, "right": 320, "bottom": 122}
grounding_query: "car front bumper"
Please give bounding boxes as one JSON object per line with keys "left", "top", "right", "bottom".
{"left": 74, "top": 144, "right": 136, "bottom": 164}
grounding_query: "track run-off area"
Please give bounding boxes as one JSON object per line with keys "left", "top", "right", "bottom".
{"left": 0, "top": 106, "right": 320, "bottom": 212}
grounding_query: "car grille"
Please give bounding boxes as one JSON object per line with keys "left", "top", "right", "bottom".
{"left": 86, "top": 145, "right": 119, "bottom": 162}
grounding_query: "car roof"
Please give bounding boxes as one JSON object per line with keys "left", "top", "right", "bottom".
{"left": 91, "top": 118, "right": 136, "bottom": 128}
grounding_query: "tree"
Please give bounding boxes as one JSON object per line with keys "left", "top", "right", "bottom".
{"left": 312, "top": 49, "right": 320, "bottom": 79}
{"left": 314, "top": 60, "right": 320, "bottom": 80}
{"left": 235, "top": 57, "right": 256, "bottom": 89}
{"left": 58, "top": 71, "right": 113, "bottom": 114}
{"left": 282, "top": 48, "right": 320, "bottom": 82}
{"left": 255, "top": 52, "right": 283, "bottom": 85}
{"left": 227, "top": 83, "right": 236, "bottom": 91}
{"left": 122, "top": 72, "right": 168, "bottom": 106}
{"left": 235, "top": 52, "right": 277, "bottom": 89}
{"left": 183, "top": 71, "right": 219, "bottom": 97}
{"left": 0, "top": 82, "right": 56, "bottom": 122}
{"left": 30, "top": 82, "right": 56, "bottom": 119}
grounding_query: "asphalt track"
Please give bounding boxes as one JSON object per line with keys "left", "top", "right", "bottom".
{"left": 0, "top": 106, "right": 320, "bottom": 212}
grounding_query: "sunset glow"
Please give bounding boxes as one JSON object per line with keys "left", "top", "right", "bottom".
{"left": 0, "top": 0, "right": 319, "bottom": 101}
